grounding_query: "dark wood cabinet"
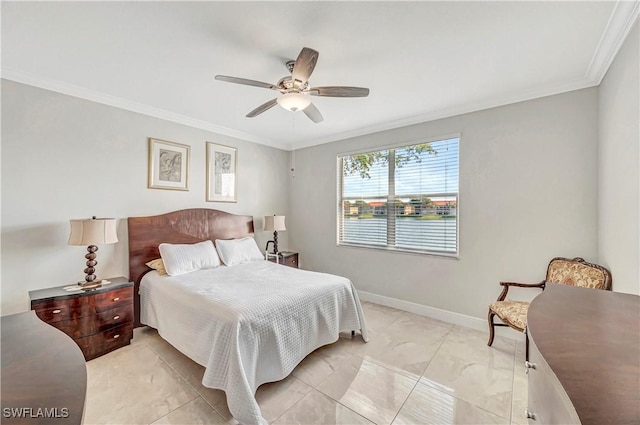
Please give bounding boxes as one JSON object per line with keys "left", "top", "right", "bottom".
{"left": 267, "top": 251, "right": 299, "bottom": 268}
{"left": 526, "top": 283, "right": 640, "bottom": 425}
{"left": 29, "top": 277, "right": 134, "bottom": 361}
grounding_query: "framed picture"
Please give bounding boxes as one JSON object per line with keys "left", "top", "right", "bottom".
{"left": 148, "top": 138, "right": 190, "bottom": 191}
{"left": 206, "top": 142, "right": 237, "bottom": 202}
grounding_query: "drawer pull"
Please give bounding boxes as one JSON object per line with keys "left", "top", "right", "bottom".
{"left": 113, "top": 297, "right": 120, "bottom": 302}
{"left": 52, "top": 309, "right": 61, "bottom": 314}
{"left": 113, "top": 315, "right": 120, "bottom": 320}
{"left": 524, "top": 361, "right": 537, "bottom": 374}
{"left": 113, "top": 334, "right": 120, "bottom": 339}
{"left": 524, "top": 409, "right": 536, "bottom": 420}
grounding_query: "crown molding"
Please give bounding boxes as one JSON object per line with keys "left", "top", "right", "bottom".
{"left": 586, "top": 0, "right": 639, "bottom": 84}
{"left": 0, "top": 69, "right": 289, "bottom": 150}
{"left": 293, "top": 77, "right": 598, "bottom": 150}
{"left": 2, "top": 69, "right": 599, "bottom": 153}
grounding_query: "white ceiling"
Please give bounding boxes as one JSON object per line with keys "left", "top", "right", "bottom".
{"left": 2, "top": 1, "right": 638, "bottom": 151}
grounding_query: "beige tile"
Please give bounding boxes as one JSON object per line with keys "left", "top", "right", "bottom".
{"left": 390, "top": 312, "right": 453, "bottom": 338}
{"left": 361, "top": 302, "right": 404, "bottom": 331}
{"left": 146, "top": 334, "right": 205, "bottom": 385}
{"left": 255, "top": 375, "right": 313, "bottom": 422}
{"left": 514, "top": 339, "right": 527, "bottom": 371}
{"left": 393, "top": 381, "right": 509, "bottom": 425}
{"left": 273, "top": 389, "right": 374, "bottom": 425}
{"left": 151, "top": 397, "right": 228, "bottom": 424}
{"left": 317, "top": 355, "right": 417, "bottom": 424}
{"left": 145, "top": 335, "right": 238, "bottom": 421}
{"left": 131, "top": 325, "right": 161, "bottom": 346}
{"left": 448, "top": 325, "right": 516, "bottom": 354}
{"left": 85, "top": 343, "right": 198, "bottom": 424}
{"left": 201, "top": 391, "right": 236, "bottom": 423}
{"left": 511, "top": 353, "right": 528, "bottom": 425}
{"left": 292, "top": 340, "right": 354, "bottom": 387}
{"left": 346, "top": 313, "right": 450, "bottom": 378}
{"left": 421, "top": 326, "right": 515, "bottom": 419}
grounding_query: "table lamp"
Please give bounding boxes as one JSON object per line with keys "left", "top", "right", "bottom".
{"left": 264, "top": 215, "right": 286, "bottom": 254}
{"left": 68, "top": 216, "right": 118, "bottom": 286}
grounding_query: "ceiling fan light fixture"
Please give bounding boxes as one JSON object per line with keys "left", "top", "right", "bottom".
{"left": 277, "top": 92, "right": 311, "bottom": 112}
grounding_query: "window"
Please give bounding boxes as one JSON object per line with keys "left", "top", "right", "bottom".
{"left": 337, "top": 136, "right": 459, "bottom": 256}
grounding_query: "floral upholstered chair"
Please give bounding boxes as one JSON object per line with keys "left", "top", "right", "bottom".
{"left": 487, "top": 257, "right": 612, "bottom": 359}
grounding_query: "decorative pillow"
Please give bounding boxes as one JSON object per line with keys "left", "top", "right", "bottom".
{"left": 145, "top": 258, "right": 167, "bottom": 276}
{"left": 158, "top": 240, "right": 221, "bottom": 276}
{"left": 215, "top": 237, "right": 264, "bottom": 266}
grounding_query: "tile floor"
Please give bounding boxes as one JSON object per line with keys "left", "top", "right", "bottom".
{"left": 84, "top": 302, "right": 528, "bottom": 425}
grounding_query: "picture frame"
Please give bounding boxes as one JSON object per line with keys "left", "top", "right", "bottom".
{"left": 148, "top": 138, "right": 190, "bottom": 191}
{"left": 206, "top": 142, "right": 237, "bottom": 202}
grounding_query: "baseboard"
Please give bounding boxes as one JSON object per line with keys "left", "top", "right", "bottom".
{"left": 357, "top": 290, "right": 523, "bottom": 341}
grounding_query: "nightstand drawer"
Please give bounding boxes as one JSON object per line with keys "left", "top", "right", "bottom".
{"left": 267, "top": 252, "right": 299, "bottom": 269}
{"left": 282, "top": 255, "right": 298, "bottom": 268}
{"left": 32, "top": 297, "right": 90, "bottom": 323}
{"left": 76, "top": 322, "right": 133, "bottom": 361}
{"left": 49, "top": 304, "right": 134, "bottom": 338}
{"left": 94, "top": 304, "right": 133, "bottom": 333}
{"left": 92, "top": 286, "right": 133, "bottom": 312}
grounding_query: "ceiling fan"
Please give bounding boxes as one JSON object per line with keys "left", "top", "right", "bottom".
{"left": 215, "top": 47, "right": 369, "bottom": 124}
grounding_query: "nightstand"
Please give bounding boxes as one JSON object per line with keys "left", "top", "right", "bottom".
{"left": 267, "top": 251, "right": 299, "bottom": 269}
{"left": 29, "top": 277, "right": 134, "bottom": 361}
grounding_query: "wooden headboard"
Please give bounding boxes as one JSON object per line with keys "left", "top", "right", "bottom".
{"left": 128, "top": 208, "right": 255, "bottom": 326}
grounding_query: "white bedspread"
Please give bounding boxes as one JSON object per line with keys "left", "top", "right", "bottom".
{"left": 140, "top": 260, "right": 368, "bottom": 425}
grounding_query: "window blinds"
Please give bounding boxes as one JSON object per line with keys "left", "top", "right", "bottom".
{"left": 338, "top": 137, "right": 459, "bottom": 255}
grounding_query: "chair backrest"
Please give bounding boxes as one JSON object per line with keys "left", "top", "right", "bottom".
{"left": 546, "top": 257, "right": 612, "bottom": 290}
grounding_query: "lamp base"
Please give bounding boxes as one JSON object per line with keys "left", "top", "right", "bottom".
{"left": 79, "top": 245, "right": 99, "bottom": 286}
{"left": 273, "top": 230, "right": 279, "bottom": 254}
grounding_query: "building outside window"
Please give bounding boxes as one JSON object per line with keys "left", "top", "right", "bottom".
{"left": 337, "top": 136, "right": 459, "bottom": 256}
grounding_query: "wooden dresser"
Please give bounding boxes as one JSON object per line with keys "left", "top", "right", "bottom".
{"left": 526, "top": 283, "right": 640, "bottom": 424}
{"left": 29, "top": 277, "right": 134, "bottom": 361}
{"left": 1, "top": 311, "right": 86, "bottom": 424}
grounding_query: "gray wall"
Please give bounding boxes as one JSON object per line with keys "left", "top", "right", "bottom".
{"left": 289, "top": 88, "right": 600, "bottom": 320}
{"left": 1, "top": 80, "right": 291, "bottom": 315}
{"left": 598, "top": 21, "right": 640, "bottom": 295}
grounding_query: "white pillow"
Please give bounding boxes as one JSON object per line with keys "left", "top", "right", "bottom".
{"left": 158, "top": 240, "right": 221, "bottom": 276}
{"left": 215, "top": 237, "right": 264, "bottom": 266}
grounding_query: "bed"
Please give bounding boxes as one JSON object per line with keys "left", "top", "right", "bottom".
{"left": 128, "top": 208, "right": 368, "bottom": 425}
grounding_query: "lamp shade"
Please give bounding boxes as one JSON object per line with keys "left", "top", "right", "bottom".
{"left": 277, "top": 93, "right": 311, "bottom": 112}
{"left": 264, "top": 215, "right": 286, "bottom": 232}
{"left": 68, "top": 218, "right": 118, "bottom": 246}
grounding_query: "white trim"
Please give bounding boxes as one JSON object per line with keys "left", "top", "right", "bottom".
{"left": 586, "top": 0, "right": 640, "bottom": 84}
{"left": 357, "top": 289, "right": 522, "bottom": 341}
{"left": 294, "top": 78, "right": 597, "bottom": 150}
{"left": 0, "top": 69, "right": 288, "bottom": 150}
{"left": 0, "top": 70, "right": 593, "bottom": 153}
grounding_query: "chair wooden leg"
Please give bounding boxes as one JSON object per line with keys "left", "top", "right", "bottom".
{"left": 487, "top": 310, "right": 496, "bottom": 346}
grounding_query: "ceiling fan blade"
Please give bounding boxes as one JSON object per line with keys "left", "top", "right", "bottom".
{"left": 291, "top": 47, "right": 319, "bottom": 86}
{"left": 307, "top": 86, "right": 370, "bottom": 97}
{"left": 246, "top": 98, "right": 278, "bottom": 118}
{"left": 215, "top": 75, "right": 278, "bottom": 90}
{"left": 303, "top": 102, "right": 324, "bottom": 123}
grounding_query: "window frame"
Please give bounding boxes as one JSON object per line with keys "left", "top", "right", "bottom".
{"left": 336, "top": 134, "right": 460, "bottom": 258}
